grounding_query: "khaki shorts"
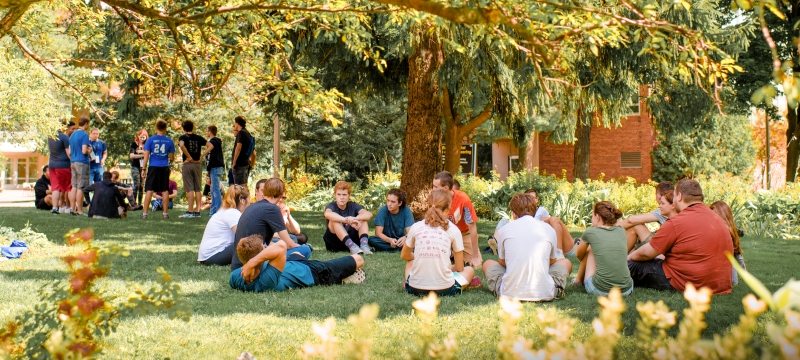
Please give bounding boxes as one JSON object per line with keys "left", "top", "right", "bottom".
{"left": 71, "top": 162, "right": 90, "bottom": 189}
{"left": 182, "top": 162, "right": 203, "bottom": 192}
{"left": 486, "top": 263, "right": 569, "bottom": 300}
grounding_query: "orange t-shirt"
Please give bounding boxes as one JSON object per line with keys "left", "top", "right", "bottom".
{"left": 448, "top": 189, "right": 478, "bottom": 233}
{"left": 649, "top": 204, "right": 733, "bottom": 294}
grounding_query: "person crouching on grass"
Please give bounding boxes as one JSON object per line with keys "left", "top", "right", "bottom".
{"left": 401, "top": 189, "right": 475, "bottom": 296}
{"left": 230, "top": 234, "right": 366, "bottom": 292}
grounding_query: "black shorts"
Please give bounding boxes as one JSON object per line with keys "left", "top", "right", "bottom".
{"left": 231, "top": 166, "right": 249, "bottom": 185}
{"left": 297, "top": 256, "right": 357, "bottom": 286}
{"left": 627, "top": 259, "right": 676, "bottom": 291}
{"left": 35, "top": 199, "right": 52, "bottom": 210}
{"left": 145, "top": 167, "right": 171, "bottom": 193}
{"left": 323, "top": 227, "right": 360, "bottom": 252}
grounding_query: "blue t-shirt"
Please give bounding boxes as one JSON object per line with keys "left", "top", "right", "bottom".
{"left": 48, "top": 131, "right": 71, "bottom": 169}
{"left": 144, "top": 134, "right": 175, "bottom": 168}
{"left": 89, "top": 139, "right": 107, "bottom": 169}
{"left": 229, "top": 261, "right": 314, "bottom": 292}
{"left": 374, "top": 205, "right": 415, "bottom": 239}
{"left": 69, "top": 129, "right": 91, "bottom": 164}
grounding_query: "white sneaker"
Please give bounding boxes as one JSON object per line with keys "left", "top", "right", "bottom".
{"left": 342, "top": 268, "right": 366, "bottom": 284}
{"left": 360, "top": 244, "right": 373, "bottom": 255}
{"left": 348, "top": 244, "right": 364, "bottom": 255}
{"left": 179, "top": 212, "right": 194, "bottom": 218}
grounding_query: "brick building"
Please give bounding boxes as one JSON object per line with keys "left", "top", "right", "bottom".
{"left": 490, "top": 86, "right": 656, "bottom": 182}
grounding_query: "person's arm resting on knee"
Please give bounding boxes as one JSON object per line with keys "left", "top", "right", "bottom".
{"left": 627, "top": 243, "right": 660, "bottom": 261}
{"left": 618, "top": 213, "right": 658, "bottom": 229}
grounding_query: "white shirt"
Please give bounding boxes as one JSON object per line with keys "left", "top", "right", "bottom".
{"left": 198, "top": 208, "right": 242, "bottom": 261}
{"left": 494, "top": 207, "right": 550, "bottom": 231}
{"left": 496, "top": 215, "right": 558, "bottom": 301}
{"left": 405, "top": 220, "right": 464, "bottom": 290}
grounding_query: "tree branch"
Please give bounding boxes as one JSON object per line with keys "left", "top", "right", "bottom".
{"left": 12, "top": 33, "right": 109, "bottom": 122}
{"left": 200, "top": 54, "right": 237, "bottom": 106}
{"left": 458, "top": 103, "right": 492, "bottom": 137}
{"left": 0, "top": 3, "right": 30, "bottom": 38}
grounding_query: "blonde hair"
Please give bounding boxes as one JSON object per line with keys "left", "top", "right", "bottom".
{"left": 222, "top": 184, "right": 249, "bottom": 209}
{"left": 710, "top": 201, "right": 742, "bottom": 255}
{"left": 424, "top": 189, "right": 452, "bottom": 230}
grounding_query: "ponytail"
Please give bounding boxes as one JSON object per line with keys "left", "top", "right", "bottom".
{"left": 425, "top": 189, "right": 452, "bottom": 230}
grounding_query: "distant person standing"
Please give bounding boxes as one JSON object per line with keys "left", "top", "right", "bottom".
{"left": 200, "top": 125, "right": 224, "bottom": 215}
{"left": 88, "top": 128, "right": 108, "bottom": 183}
{"left": 129, "top": 129, "right": 149, "bottom": 206}
{"left": 69, "top": 116, "right": 92, "bottom": 216}
{"left": 230, "top": 116, "right": 254, "bottom": 186}
{"left": 140, "top": 120, "right": 175, "bottom": 220}
{"left": 178, "top": 120, "right": 207, "bottom": 218}
{"left": 47, "top": 120, "right": 74, "bottom": 215}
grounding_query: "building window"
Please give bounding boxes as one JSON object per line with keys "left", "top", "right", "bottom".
{"left": 629, "top": 92, "right": 640, "bottom": 115}
{"left": 621, "top": 152, "right": 642, "bottom": 168}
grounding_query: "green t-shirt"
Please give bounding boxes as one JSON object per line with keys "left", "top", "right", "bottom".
{"left": 581, "top": 226, "right": 633, "bottom": 293}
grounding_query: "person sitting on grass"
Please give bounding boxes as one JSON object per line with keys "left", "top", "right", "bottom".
{"left": 482, "top": 192, "right": 573, "bottom": 301}
{"left": 84, "top": 171, "right": 127, "bottom": 219}
{"left": 262, "top": 178, "right": 309, "bottom": 245}
{"left": 230, "top": 234, "right": 365, "bottom": 292}
{"left": 618, "top": 181, "right": 674, "bottom": 252}
{"left": 198, "top": 185, "right": 250, "bottom": 266}
{"left": 34, "top": 165, "right": 53, "bottom": 211}
{"left": 627, "top": 178, "right": 733, "bottom": 294}
{"left": 401, "top": 189, "right": 475, "bottom": 296}
{"left": 619, "top": 189, "right": 677, "bottom": 253}
{"left": 323, "top": 181, "right": 373, "bottom": 255}
{"left": 110, "top": 171, "right": 141, "bottom": 210}
{"left": 432, "top": 171, "right": 481, "bottom": 268}
{"left": 230, "top": 178, "right": 310, "bottom": 270}
{"left": 490, "top": 189, "right": 576, "bottom": 259}
{"left": 709, "top": 200, "right": 746, "bottom": 286}
{"left": 572, "top": 201, "right": 634, "bottom": 296}
{"left": 369, "top": 188, "right": 415, "bottom": 252}
{"left": 150, "top": 179, "right": 178, "bottom": 211}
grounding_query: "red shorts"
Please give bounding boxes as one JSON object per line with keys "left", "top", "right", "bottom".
{"left": 50, "top": 168, "right": 72, "bottom": 192}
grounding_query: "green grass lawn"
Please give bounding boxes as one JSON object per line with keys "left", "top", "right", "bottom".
{"left": 0, "top": 208, "right": 795, "bottom": 359}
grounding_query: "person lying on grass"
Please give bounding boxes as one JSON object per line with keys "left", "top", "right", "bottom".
{"left": 323, "top": 181, "right": 373, "bottom": 255}
{"left": 572, "top": 201, "right": 634, "bottom": 297}
{"left": 230, "top": 178, "right": 311, "bottom": 270}
{"left": 230, "top": 234, "right": 365, "bottom": 292}
{"left": 482, "top": 192, "right": 573, "bottom": 302}
{"left": 489, "top": 188, "right": 576, "bottom": 259}
{"left": 618, "top": 181, "right": 674, "bottom": 252}
{"left": 401, "top": 189, "right": 475, "bottom": 296}
{"left": 369, "top": 188, "right": 414, "bottom": 253}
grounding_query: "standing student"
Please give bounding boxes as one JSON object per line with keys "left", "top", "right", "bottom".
{"left": 48, "top": 120, "right": 74, "bottom": 214}
{"left": 230, "top": 116, "right": 253, "bottom": 186}
{"left": 323, "top": 181, "right": 373, "bottom": 255}
{"left": 432, "top": 171, "right": 481, "bottom": 267}
{"left": 69, "top": 116, "right": 92, "bottom": 216}
{"left": 129, "top": 129, "right": 149, "bottom": 206}
{"left": 573, "top": 201, "right": 634, "bottom": 296}
{"left": 200, "top": 125, "right": 224, "bottom": 215}
{"left": 369, "top": 189, "right": 415, "bottom": 252}
{"left": 402, "top": 189, "right": 475, "bottom": 296}
{"left": 178, "top": 120, "right": 207, "bottom": 218}
{"left": 88, "top": 128, "right": 107, "bottom": 184}
{"left": 140, "top": 120, "right": 175, "bottom": 220}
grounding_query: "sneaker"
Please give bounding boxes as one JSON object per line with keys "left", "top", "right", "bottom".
{"left": 342, "top": 268, "right": 366, "bottom": 284}
{"left": 51, "top": 209, "right": 59, "bottom": 215}
{"left": 193, "top": 212, "right": 202, "bottom": 218}
{"left": 162, "top": 213, "right": 169, "bottom": 220}
{"left": 469, "top": 276, "right": 482, "bottom": 288}
{"left": 348, "top": 243, "right": 364, "bottom": 255}
{"left": 140, "top": 213, "right": 148, "bottom": 219}
{"left": 179, "top": 212, "right": 194, "bottom": 218}
{"left": 488, "top": 237, "right": 498, "bottom": 255}
{"left": 360, "top": 244, "right": 373, "bottom": 255}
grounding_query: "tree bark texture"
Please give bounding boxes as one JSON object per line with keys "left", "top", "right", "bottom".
{"left": 787, "top": 105, "right": 800, "bottom": 182}
{"left": 573, "top": 107, "right": 592, "bottom": 181}
{"left": 401, "top": 30, "right": 444, "bottom": 203}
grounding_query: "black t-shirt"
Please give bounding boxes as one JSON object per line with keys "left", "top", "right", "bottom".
{"left": 207, "top": 137, "right": 224, "bottom": 171}
{"left": 34, "top": 175, "right": 50, "bottom": 203}
{"left": 230, "top": 200, "right": 287, "bottom": 270}
{"left": 85, "top": 180, "right": 126, "bottom": 219}
{"left": 130, "top": 142, "right": 143, "bottom": 169}
{"left": 178, "top": 133, "right": 207, "bottom": 161}
{"left": 323, "top": 202, "right": 364, "bottom": 234}
{"left": 232, "top": 128, "right": 252, "bottom": 168}
{"left": 203, "top": 184, "right": 210, "bottom": 197}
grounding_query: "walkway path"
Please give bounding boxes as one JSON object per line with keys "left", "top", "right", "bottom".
{"left": 0, "top": 190, "right": 35, "bottom": 208}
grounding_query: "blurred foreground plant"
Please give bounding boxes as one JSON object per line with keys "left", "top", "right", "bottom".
{"left": 0, "top": 228, "right": 191, "bottom": 359}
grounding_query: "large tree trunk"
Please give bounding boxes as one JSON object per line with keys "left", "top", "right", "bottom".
{"left": 400, "top": 30, "right": 444, "bottom": 204}
{"left": 443, "top": 120, "right": 461, "bottom": 174}
{"left": 787, "top": 105, "right": 800, "bottom": 182}
{"left": 573, "top": 107, "right": 592, "bottom": 181}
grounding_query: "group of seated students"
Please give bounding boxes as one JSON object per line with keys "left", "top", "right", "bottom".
{"left": 195, "top": 171, "right": 744, "bottom": 299}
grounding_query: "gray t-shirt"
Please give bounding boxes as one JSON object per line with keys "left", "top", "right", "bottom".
{"left": 495, "top": 207, "right": 550, "bottom": 231}
{"left": 48, "top": 131, "right": 71, "bottom": 169}
{"left": 650, "top": 209, "right": 668, "bottom": 225}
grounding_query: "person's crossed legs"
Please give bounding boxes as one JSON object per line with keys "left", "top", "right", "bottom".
{"left": 627, "top": 259, "right": 675, "bottom": 291}
{"left": 325, "top": 220, "right": 369, "bottom": 253}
